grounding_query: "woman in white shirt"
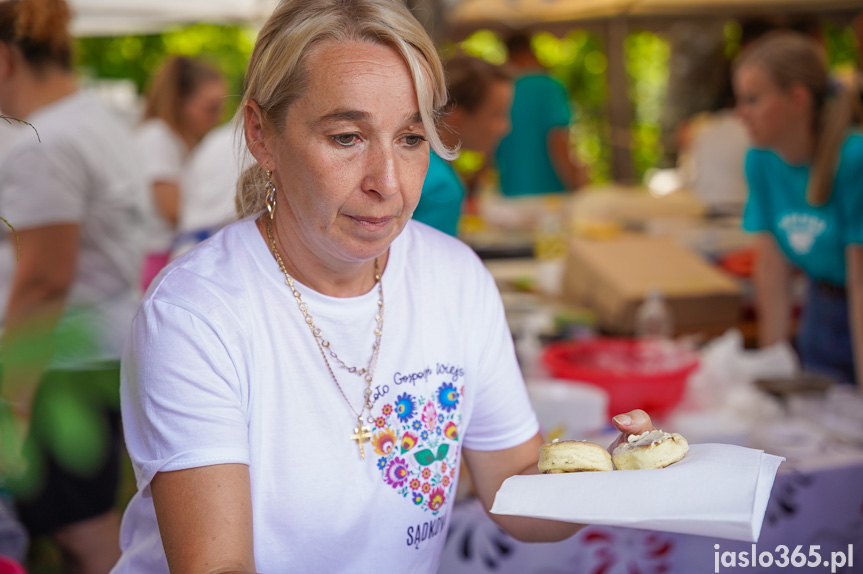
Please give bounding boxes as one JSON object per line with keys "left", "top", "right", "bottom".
{"left": 137, "top": 55, "right": 226, "bottom": 289}
{"left": 114, "top": 1, "right": 657, "bottom": 571}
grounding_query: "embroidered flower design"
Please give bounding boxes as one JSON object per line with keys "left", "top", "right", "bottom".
{"left": 437, "top": 383, "right": 459, "bottom": 412}
{"left": 422, "top": 402, "right": 437, "bottom": 431}
{"left": 401, "top": 431, "right": 418, "bottom": 453}
{"left": 374, "top": 383, "right": 462, "bottom": 516}
{"left": 384, "top": 457, "right": 410, "bottom": 488}
{"left": 428, "top": 487, "right": 446, "bottom": 512}
{"left": 396, "top": 393, "right": 416, "bottom": 422}
{"left": 373, "top": 429, "right": 396, "bottom": 456}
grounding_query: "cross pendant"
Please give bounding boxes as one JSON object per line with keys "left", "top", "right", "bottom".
{"left": 350, "top": 425, "right": 372, "bottom": 459}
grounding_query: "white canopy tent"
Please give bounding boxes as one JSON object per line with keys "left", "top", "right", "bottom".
{"left": 449, "top": 0, "right": 862, "bottom": 35}
{"left": 69, "top": 0, "right": 280, "bottom": 36}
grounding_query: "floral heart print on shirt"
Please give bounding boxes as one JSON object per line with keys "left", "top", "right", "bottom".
{"left": 373, "top": 382, "right": 463, "bottom": 515}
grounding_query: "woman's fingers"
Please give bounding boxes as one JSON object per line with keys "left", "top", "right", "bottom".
{"left": 608, "top": 409, "right": 655, "bottom": 452}
{"left": 611, "top": 409, "right": 654, "bottom": 434}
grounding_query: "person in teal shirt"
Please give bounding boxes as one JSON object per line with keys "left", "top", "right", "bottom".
{"left": 735, "top": 32, "right": 863, "bottom": 386}
{"left": 494, "top": 34, "right": 587, "bottom": 196}
{"left": 414, "top": 56, "right": 513, "bottom": 236}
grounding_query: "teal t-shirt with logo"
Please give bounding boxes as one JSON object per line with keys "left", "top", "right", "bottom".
{"left": 494, "top": 73, "right": 572, "bottom": 196}
{"left": 742, "top": 132, "right": 863, "bottom": 285}
{"left": 413, "top": 151, "right": 465, "bottom": 237}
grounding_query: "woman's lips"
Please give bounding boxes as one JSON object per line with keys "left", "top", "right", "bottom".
{"left": 350, "top": 215, "right": 395, "bottom": 229}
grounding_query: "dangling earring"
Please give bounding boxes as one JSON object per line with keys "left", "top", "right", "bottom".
{"left": 265, "top": 169, "right": 277, "bottom": 220}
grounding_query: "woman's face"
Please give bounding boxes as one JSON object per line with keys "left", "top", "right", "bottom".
{"left": 264, "top": 40, "right": 430, "bottom": 267}
{"left": 182, "top": 78, "right": 226, "bottom": 141}
{"left": 454, "top": 80, "right": 513, "bottom": 155}
{"left": 734, "top": 65, "right": 800, "bottom": 149}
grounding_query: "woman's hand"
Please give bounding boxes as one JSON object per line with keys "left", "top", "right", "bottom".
{"left": 607, "top": 409, "right": 655, "bottom": 453}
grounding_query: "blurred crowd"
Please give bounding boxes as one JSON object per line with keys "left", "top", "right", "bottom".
{"left": 0, "top": 0, "right": 861, "bottom": 571}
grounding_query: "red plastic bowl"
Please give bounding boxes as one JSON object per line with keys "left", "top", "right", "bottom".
{"left": 542, "top": 338, "right": 699, "bottom": 418}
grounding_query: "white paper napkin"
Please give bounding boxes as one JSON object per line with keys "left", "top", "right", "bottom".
{"left": 490, "top": 443, "right": 784, "bottom": 542}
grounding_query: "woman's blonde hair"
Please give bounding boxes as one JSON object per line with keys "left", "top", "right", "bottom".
{"left": 143, "top": 55, "right": 223, "bottom": 134}
{"left": 235, "top": 0, "right": 455, "bottom": 216}
{"left": 0, "top": 0, "right": 73, "bottom": 71}
{"left": 736, "top": 31, "right": 863, "bottom": 206}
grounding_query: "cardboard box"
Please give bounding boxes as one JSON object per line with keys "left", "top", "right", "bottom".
{"left": 562, "top": 235, "right": 742, "bottom": 335}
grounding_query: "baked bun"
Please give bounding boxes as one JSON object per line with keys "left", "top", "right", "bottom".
{"left": 538, "top": 440, "right": 614, "bottom": 473}
{"left": 612, "top": 430, "right": 688, "bottom": 470}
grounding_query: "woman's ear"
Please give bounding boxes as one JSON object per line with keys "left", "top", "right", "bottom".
{"left": 789, "top": 82, "right": 813, "bottom": 113}
{"left": 244, "top": 100, "right": 273, "bottom": 170}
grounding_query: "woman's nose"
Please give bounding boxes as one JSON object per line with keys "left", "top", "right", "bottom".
{"left": 362, "top": 144, "right": 399, "bottom": 199}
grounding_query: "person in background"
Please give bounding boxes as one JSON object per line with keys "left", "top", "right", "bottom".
{"left": 137, "top": 55, "right": 226, "bottom": 289}
{"left": 413, "top": 56, "right": 513, "bottom": 236}
{"left": 171, "top": 124, "right": 245, "bottom": 258}
{"left": 494, "top": 33, "right": 588, "bottom": 196}
{"left": 734, "top": 31, "right": 863, "bottom": 387}
{"left": 112, "top": 1, "right": 656, "bottom": 571}
{"left": 0, "top": 0, "right": 150, "bottom": 571}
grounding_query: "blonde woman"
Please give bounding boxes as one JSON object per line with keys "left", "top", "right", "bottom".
{"left": 137, "top": 55, "right": 226, "bottom": 289}
{"left": 734, "top": 31, "right": 863, "bottom": 386}
{"left": 115, "top": 1, "right": 655, "bottom": 572}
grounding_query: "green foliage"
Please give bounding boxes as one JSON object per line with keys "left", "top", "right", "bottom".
{"left": 76, "top": 23, "right": 257, "bottom": 118}
{"left": 460, "top": 30, "right": 507, "bottom": 64}
{"left": 625, "top": 31, "right": 669, "bottom": 180}
{"left": 534, "top": 31, "right": 612, "bottom": 183}
{"left": 824, "top": 22, "right": 859, "bottom": 70}
{"left": 724, "top": 20, "right": 859, "bottom": 72}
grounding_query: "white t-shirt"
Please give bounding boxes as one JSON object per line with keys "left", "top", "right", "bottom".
{"left": 0, "top": 118, "right": 23, "bottom": 324}
{"left": 0, "top": 91, "right": 149, "bottom": 363}
{"left": 679, "top": 111, "right": 750, "bottom": 214}
{"left": 114, "top": 219, "right": 539, "bottom": 573}
{"left": 173, "top": 124, "right": 244, "bottom": 257}
{"left": 136, "top": 118, "right": 188, "bottom": 252}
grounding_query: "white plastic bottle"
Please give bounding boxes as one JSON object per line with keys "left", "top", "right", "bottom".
{"left": 634, "top": 289, "right": 674, "bottom": 339}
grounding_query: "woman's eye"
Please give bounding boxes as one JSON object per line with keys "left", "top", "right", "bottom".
{"left": 333, "top": 134, "right": 358, "bottom": 146}
{"left": 404, "top": 134, "right": 426, "bottom": 147}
